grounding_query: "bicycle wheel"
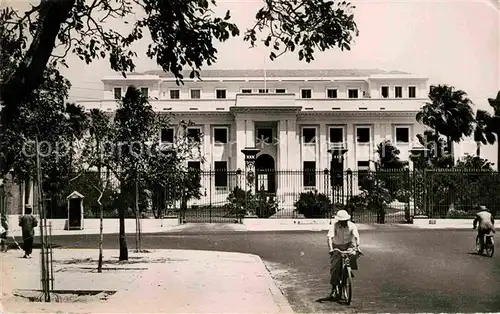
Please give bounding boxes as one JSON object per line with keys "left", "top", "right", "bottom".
{"left": 485, "top": 237, "right": 494, "bottom": 257}
{"left": 341, "top": 266, "right": 352, "bottom": 305}
{"left": 476, "top": 235, "right": 483, "bottom": 254}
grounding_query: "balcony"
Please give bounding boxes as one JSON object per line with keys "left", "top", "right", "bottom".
{"left": 77, "top": 99, "right": 235, "bottom": 112}
{"left": 297, "top": 98, "right": 425, "bottom": 112}
{"left": 77, "top": 97, "right": 425, "bottom": 113}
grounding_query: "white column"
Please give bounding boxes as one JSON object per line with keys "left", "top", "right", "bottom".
{"left": 203, "top": 123, "right": 211, "bottom": 170}
{"left": 373, "top": 123, "right": 383, "bottom": 163}
{"left": 245, "top": 119, "right": 255, "bottom": 148}
{"left": 319, "top": 123, "right": 328, "bottom": 194}
{"left": 236, "top": 118, "right": 246, "bottom": 170}
{"left": 287, "top": 119, "right": 300, "bottom": 170}
{"left": 345, "top": 123, "right": 355, "bottom": 170}
{"left": 278, "top": 120, "right": 288, "bottom": 170}
{"left": 319, "top": 123, "right": 328, "bottom": 170}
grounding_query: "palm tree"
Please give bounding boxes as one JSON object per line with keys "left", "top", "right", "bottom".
{"left": 416, "top": 85, "right": 475, "bottom": 163}
{"left": 473, "top": 109, "right": 495, "bottom": 157}
{"left": 486, "top": 91, "right": 500, "bottom": 170}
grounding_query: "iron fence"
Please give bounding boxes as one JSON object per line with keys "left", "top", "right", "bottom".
{"left": 20, "top": 168, "right": 500, "bottom": 223}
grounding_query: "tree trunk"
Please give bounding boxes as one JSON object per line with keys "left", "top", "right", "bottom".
{"left": 447, "top": 136, "right": 454, "bottom": 164}
{"left": 497, "top": 137, "right": 500, "bottom": 171}
{"left": 476, "top": 142, "right": 481, "bottom": 157}
{"left": 134, "top": 180, "right": 140, "bottom": 252}
{"left": 118, "top": 193, "right": 128, "bottom": 261}
{"left": 0, "top": 0, "right": 76, "bottom": 122}
{"left": 97, "top": 160, "right": 103, "bottom": 273}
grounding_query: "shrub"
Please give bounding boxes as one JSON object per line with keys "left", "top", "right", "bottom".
{"left": 294, "top": 190, "right": 330, "bottom": 218}
{"left": 255, "top": 191, "right": 279, "bottom": 218}
{"left": 225, "top": 186, "right": 257, "bottom": 217}
{"left": 446, "top": 209, "right": 472, "bottom": 219}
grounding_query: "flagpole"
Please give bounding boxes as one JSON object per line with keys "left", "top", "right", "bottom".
{"left": 264, "top": 53, "right": 267, "bottom": 91}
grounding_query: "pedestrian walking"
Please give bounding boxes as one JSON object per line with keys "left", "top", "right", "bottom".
{"left": 18, "top": 205, "right": 37, "bottom": 258}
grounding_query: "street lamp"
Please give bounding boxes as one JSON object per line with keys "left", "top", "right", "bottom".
{"left": 409, "top": 145, "right": 429, "bottom": 218}
{"left": 327, "top": 148, "right": 348, "bottom": 221}
{"left": 241, "top": 147, "right": 261, "bottom": 221}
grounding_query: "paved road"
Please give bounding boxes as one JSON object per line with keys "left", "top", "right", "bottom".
{"left": 26, "top": 228, "right": 500, "bottom": 313}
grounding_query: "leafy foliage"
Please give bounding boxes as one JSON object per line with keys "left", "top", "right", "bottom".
{"left": 0, "top": 0, "right": 359, "bottom": 114}
{"left": 293, "top": 190, "right": 330, "bottom": 218}
{"left": 416, "top": 85, "right": 475, "bottom": 156}
{"left": 225, "top": 186, "right": 257, "bottom": 218}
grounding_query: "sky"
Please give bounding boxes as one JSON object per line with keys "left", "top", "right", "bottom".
{"left": 5, "top": 0, "right": 500, "bottom": 161}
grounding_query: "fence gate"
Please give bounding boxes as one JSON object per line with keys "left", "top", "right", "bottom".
{"left": 180, "top": 170, "right": 243, "bottom": 223}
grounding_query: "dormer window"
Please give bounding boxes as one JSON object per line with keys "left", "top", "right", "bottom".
{"left": 216, "top": 89, "right": 226, "bottom": 99}
{"left": 395, "top": 86, "right": 403, "bottom": 98}
{"left": 381, "top": 86, "right": 389, "bottom": 98}
{"left": 408, "top": 86, "right": 416, "bottom": 98}
{"left": 114, "top": 87, "right": 122, "bottom": 100}
{"left": 348, "top": 89, "right": 359, "bottom": 99}
{"left": 301, "top": 89, "right": 312, "bottom": 99}
{"left": 327, "top": 89, "right": 338, "bottom": 99}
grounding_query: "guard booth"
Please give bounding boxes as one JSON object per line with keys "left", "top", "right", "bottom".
{"left": 66, "top": 191, "right": 84, "bottom": 230}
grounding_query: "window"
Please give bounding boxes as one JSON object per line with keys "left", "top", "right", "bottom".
{"left": 381, "top": 86, "right": 389, "bottom": 98}
{"left": 301, "top": 89, "right": 312, "bottom": 99}
{"left": 216, "top": 89, "right": 226, "bottom": 99}
{"left": 187, "top": 161, "right": 201, "bottom": 184}
{"left": 395, "top": 127, "right": 410, "bottom": 143}
{"left": 329, "top": 127, "right": 344, "bottom": 145}
{"left": 170, "top": 90, "right": 180, "bottom": 99}
{"left": 187, "top": 128, "right": 201, "bottom": 142}
{"left": 258, "top": 89, "right": 269, "bottom": 94}
{"left": 190, "top": 89, "right": 201, "bottom": 99}
{"left": 395, "top": 86, "right": 403, "bottom": 98}
{"left": 348, "top": 89, "right": 359, "bottom": 99}
{"left": 161, "top": 128, "right": 174, "bottom": 143}
{"left": 356, "top": 127, "right": 370, "bottom": 143}
{"left": 408, "top": 86, "right": 416, "bottom": 98}
{"left": 140, "top": 87, "right": 149, "bottom": 98}
{"left": 214, "top": 127, "right": 228, "bottom": 144}
{"left": 275, "top": 89, "right": 286, "bottom": 93}
{"left": 302, "top": 127, "right": 316, "bottom": 144}
{"left": 357, "top": 161, "right": 370, "bottom": 188}
{"left": 214, "top": 161, "right": 228, "bottom": 187}
{"left": 327, "top": 89, "right": 338, "bottom": 99}
{"left": 241, "top": 89, "right": 252, "bottom": 94}
{"left": 113, "top": 87, "right": 122, "bottom": 100}
{"left": 303, "top": 161, "right": 316, "bottom": 187}
{"left": 257, "top": 128, "right": 273, "bottom": 143}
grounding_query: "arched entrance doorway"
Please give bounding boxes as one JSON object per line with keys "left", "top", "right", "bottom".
{"left": 255, "top": 154, "right": 276, "bottom": 193}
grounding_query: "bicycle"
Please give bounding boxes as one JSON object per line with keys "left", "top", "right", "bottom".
{"left": 476, "top": 233, "right": 494, "bottom": 257}
{"left": 331, "top": 248, "right": 363, "bottom": 305}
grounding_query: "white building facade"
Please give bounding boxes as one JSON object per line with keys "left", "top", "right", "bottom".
{"left": 79, "top": 69, "right": 427, "bottom": 171}
{"left": 77, "top": 69, "right": 428, "bottom": 211}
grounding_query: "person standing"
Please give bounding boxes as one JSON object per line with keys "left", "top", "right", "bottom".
{"left": 19, "top": 205, "right": 37, "bottom": 258}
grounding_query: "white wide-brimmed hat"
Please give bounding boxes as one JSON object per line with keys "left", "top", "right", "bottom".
{"left": 335, "top": 210, "right": 351, "bottom": 221}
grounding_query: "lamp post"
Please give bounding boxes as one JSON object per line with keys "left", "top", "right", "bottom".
{"left": 241, "top": 147, "right": 261, "bottom": 221}
{"left": 409, "top": 146, "right": 429, "bottom": 217}
{"left": 327, "top": 148, "right": 348, "bottom": 222}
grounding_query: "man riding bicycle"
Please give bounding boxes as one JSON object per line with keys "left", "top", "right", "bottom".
{"left": 473, "top": 206, "right": 495, "bottom": 254}
{"left": 327, "top": 209, "right": 360, "bottom": 300}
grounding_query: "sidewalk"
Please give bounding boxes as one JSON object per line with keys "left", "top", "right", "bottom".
{"left": 0, "top": 249, "right": 294, "bottom": 313}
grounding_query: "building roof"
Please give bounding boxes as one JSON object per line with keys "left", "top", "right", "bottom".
{"left": 140, "top": 68, "right": 410, "bottom": 78}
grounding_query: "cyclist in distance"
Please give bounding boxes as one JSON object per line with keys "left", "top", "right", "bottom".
{"left": 327, "top": 209, "right": 361, "bottom": 300}
{"left": 473, "top": 205, "right": 495, "bottom": 254}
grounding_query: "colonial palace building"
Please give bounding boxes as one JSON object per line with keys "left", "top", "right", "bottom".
{"left": 80, "top": 69, "right": 427, "bottom": 172}
{"left": 1, "top": 69, "right": 429, "bottom": 217}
